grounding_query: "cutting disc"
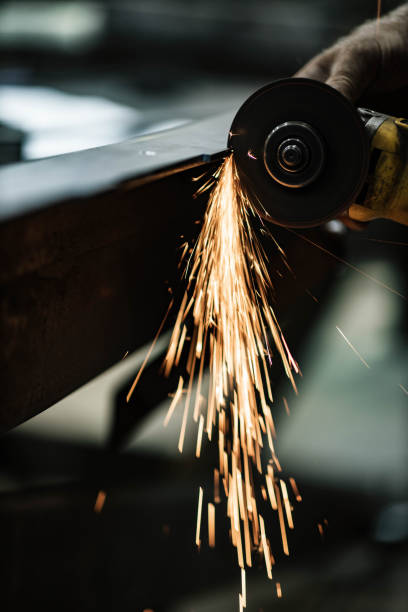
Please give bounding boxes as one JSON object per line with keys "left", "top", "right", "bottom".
{"left": 228, "top": 78, "right": 370, "bottom": 228}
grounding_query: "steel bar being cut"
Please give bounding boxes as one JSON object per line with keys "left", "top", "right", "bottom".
{"left": 0, "top": 114, "right": 231, "bottom": 431}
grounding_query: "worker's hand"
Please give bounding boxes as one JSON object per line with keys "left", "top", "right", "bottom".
{"left": 295, "top": 4, "right": 408, "bottom": 103}
{"left": 296, "top": 4, "right": 408, "bottom": 227}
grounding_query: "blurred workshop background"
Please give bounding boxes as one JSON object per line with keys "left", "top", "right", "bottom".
{"left": 0, "top": 0, "right": 403, "bottom": 163}
{"left": 0, "top": 1, "right": 407, "bottom": 611}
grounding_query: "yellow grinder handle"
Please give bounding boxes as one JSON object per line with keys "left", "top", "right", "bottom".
{"left": 349, "top": 116, "right": 408, "bottom": 226}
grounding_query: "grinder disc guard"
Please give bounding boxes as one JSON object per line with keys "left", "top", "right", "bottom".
{"left": 228, "top": 78, "right": 370, "bottom": 227}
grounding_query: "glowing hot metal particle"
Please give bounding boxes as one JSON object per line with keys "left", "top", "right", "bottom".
{"left": 259, "top": 515, "right": 273, "bottom": 579}
{"left": 163, "top": 376, "right": 184, "bottom": 427}
{"left": 208, "top": 503, "right": 216, "bottom": 548}
{"left": 94, "top": 490, "right": 106, "bottom": 513}
{"left": 214, "top": 468, "right": 221, "bottom": 503}
{"left": 280, "top": 479, "right": 294, "bottom": 529}
{"left": 196, "top": 414, "right": 204, "bottom": 458}
{"left": 196, "top": 486, "right": 204, "bottom": 547}
{"left": 336, "top": 326, "right": 370, "bottom": 369}
{"left": 289, "top": 477, "right": 302, "bottom": 502}
{"left": 241, "top": 568, "right": 247, "bottom": 607}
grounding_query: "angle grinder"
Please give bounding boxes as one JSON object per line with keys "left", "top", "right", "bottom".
{"left": 228, "top": 78, "right": 408, "bottom": 227}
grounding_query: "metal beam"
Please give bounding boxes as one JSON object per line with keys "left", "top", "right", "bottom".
{"left": 0, "top": 113, "right": 232, "bottom": 431}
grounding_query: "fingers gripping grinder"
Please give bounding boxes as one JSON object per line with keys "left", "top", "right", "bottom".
{"left": 228, "top": 78, "right": 408, "bottom": 227}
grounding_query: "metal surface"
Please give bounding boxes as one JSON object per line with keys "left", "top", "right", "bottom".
{"left": 0, "top": 113, "right": 232, "bottom": 223}
{"left": 229, "top": 78, "right": 370, "bottom": 227}
{"left": 0, "top": 113, "right": 232, "bottom": 432}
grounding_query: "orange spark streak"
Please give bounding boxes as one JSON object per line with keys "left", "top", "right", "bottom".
{"left": 208, "top": 503, "right": 216, "bottom": 547}
{"left": 280, "top": 480, "right": 294, "bottom": 529}
{"left": 288, "top": 229, "right": 406, "bottom": 300}
{"left": 175, "top": 324, "right": 187, "bottom": 366}
{"left": 196, "top": 414, "right": 204, "bottom": 458}
{"left": 160, "top": 157, "right": 298, "bottom": 561}
{"left": 259, "top": 515, "right": 273, "bottom": 579}
{"left": 276, "top": 582, "right": 282, "bottom": 598}
{"left": 178, "top": 358, "right": 196, "bottom": 452}
{"left": 241, "top": 568, "right": 247, "bottom": 607}
{"left": 126, "top": 299, "right": 173, "bottom": 402}
{"left": 94, "top": 490, "right": 106, "bottom": 513}
{"left": 306, "top": 288, "right": 319, "bottom": 303}
{"left": 164, "top": 375, "right": 184, "bottom": 427}
{"left": 275, "top": 483, "right": 289, "bottom": 556}
{"left": 289, "top": 477, "right": 302, "bottom": 502}
{"left": 214, "top": 469, "right": 221, "bottom": 503}
{"left": 178, "top": 242, "right": 189, "bottom": 268}
{"left": 336, "top": 326, "right": 370, "bottom": 369}
{"left": 266, "top": 467, "right": 277, "bottom": 510}
{"left": 367, "top": 238, "right": 408, "bottom": 247}
{"left": 196, "top": 487, "right": 203, "bottom": 547}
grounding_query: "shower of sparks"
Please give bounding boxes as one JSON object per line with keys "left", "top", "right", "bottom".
{"left": 128, "top": 155, "right": 300, "bottom": 600}
{"left": 214, "top": 468, "right": 221, "bottom": 503}
{"left": 161, "top": 155, "right": 298, "bottom": 565}
{"left": 336, "top": 326, "right": 370, "bottom": 369}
